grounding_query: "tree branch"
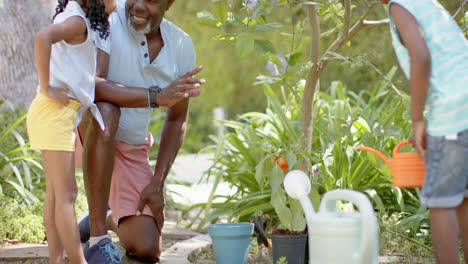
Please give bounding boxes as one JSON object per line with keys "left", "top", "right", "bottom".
{"left": 304, "top": 1, "right": 320, "bottom": 62}
{"left": 454, "top": 0, "right": 468, "bottom": 18}
{"left": 343, "top": 0, "right": 352, "bottom": 39}
{"left": 317, "top": 3, "right": 381, "bottom": 74}
{"left": 326, "top": 0, "right": 356, "bottom": 54}
{"left": 300, "top": 1, "right": 389, "bottom": 164}
{"left": 362, "top": 19, "right": 390, "bottom": 27}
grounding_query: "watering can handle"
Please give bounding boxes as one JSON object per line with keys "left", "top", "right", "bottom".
{"left": 393, "top": 140, "right": 412, "bottom": 157}
{"left": 320, "top": 189, "right": 377, "bottom": 264}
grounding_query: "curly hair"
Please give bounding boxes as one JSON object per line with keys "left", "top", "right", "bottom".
{"left": 52, "top": 0, "right": 110, "bottom": 40}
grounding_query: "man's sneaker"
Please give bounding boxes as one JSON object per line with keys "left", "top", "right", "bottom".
{"left": 77, "top": 208, "right": 112, "bottom": 243}
{"left": 84, "top": 237, "right": 123, "bottom": 264}
{"left": 77, "top": 211, "right": 90, "bottom": 243}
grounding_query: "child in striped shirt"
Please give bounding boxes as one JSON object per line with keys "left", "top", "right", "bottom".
{"left": 381, "top": 0, "right": 468, "bottom": 262}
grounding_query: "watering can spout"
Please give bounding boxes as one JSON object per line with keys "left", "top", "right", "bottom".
{"left": 358, "top": 145, "right": 392, "bottom": 169}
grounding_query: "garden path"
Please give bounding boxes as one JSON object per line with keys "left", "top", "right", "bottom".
{"left": 0, "top": 153, "right": 215, "bottom": 264}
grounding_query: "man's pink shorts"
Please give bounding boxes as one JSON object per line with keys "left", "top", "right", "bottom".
{"left": 75, "top": 131, "right": 154, "bottom": 223}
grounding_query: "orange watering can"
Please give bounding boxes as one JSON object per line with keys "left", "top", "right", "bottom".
{"left": 358, "top": 140, "right": 425, "bottom": 188}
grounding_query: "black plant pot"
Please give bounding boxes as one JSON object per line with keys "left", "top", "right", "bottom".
{"left": 271, "top": 233, "right": 307, "bottom": 264}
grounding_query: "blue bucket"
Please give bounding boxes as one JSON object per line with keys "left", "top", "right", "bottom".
{"left": 208, "top": 222, "right": 254, "bottom": 264}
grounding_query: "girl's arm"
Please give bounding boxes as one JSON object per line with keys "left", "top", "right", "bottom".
{"left": 34, "top": 16, "right": 88, "bottom": 106}
{"left": 390, "top": 3, "right": 431, "bottom": 159}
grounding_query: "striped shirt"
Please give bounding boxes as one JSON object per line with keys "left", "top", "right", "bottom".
{"left": 388, "top": 0, "right": 468, "bottom": 136}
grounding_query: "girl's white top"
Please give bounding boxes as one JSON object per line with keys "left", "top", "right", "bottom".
{"left": 45, "top": 1, "right": 105, "bottom": 130}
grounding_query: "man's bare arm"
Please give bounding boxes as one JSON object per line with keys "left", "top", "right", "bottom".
{"left": 135, "top": 98, "right": 190, "bottom": 233}
{"left": 95, "top": 49, "right": 205, "bottom": 108}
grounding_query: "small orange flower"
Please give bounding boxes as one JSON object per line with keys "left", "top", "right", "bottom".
{"left": 277, "top": 157, "right": 288, "bottom": 174}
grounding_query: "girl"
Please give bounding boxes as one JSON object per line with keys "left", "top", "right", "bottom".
{"left": 27, "top": 0, "right": 116, "bottom": 263}
{"left": 380, "top": 0, "right": 468, "bottom": 263}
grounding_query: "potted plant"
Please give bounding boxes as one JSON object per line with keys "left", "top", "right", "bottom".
{"left": 261, "top": 151, "right": 320, "bottom": 264}
{"left": 189, "top": 84, "right": 321, "bottom": 263}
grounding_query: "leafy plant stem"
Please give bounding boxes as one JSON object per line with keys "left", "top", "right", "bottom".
{"left": 387, "top": 230, "right": 434, "bottom": 253}
{"left": 362, "top": 60, "right": 402, "bottom": 129}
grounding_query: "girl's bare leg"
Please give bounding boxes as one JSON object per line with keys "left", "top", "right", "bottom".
{"left": 456, "top": 198, "right": 468, "bottom": 261}
{"left": 43, "top": 164, "right": 65, "bottom": 264}
{"left": 42, "top": 150, "right": 87, "bottom": 264}
{"left": 430, "top": 207, "right": 460, "bottom": 264}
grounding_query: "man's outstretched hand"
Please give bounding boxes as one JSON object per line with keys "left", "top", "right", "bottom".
{"left": 156, "top": 65, "right": 205, "bottom": 108}
{"left": 136, "top": 183, "right": 165, "bottom": 234}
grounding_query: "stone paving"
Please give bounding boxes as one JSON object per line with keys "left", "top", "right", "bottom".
{"left": 0, "top": 221, "right": 211, "bottom": 264}
{"left": 0, "top": 154, "right": 215, "bottom": 264}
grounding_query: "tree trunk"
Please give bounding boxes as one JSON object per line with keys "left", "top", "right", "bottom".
{"left": 301, "top": 2, "right": 320, "bottom": 169}
{"left": 0, "top": 0, "right": 55, "bottom": 106}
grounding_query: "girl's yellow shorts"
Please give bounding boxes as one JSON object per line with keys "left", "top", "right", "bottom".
{"left": 26, "top": 92, "right": 81, "bottom": 151}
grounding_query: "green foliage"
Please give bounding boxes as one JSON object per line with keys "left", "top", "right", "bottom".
{"left": 75, "top": 170, "right": 90, "bottom": 218}
{"left": 0, "top": 196, "right": 45, "bottom": 243}
{"left": 460, "top": 10, "right": 468, "bottom": 36}
{"left": 0, "top": 101, "right": 90, "bottom": 243}
{"left": 190, "top": 82, "right": 318, "bottom": 231}
{"left": 164, "top": 0, "right": 464, "bottom": 154}
{"left": 276, "top": 256, "right": 288, "bottom": 264}
{"left": 312, "top": 71, "right": 427, "bottom": 221}
{"left": 191, "top": 71, "right": 429, "bottom": 236}
{"left": 0, "top": 102, "right": 43, "bottom": 204}
{"left": 379, "top": 211, "right": 435, "bottom": 262}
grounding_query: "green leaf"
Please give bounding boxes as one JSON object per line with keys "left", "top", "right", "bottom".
{"left": 213, "top": 33, "right": 237, "bottom": 41}
{"left": 204, "top": 169, "right": 223, "bottom": 224}
{"left": 392, "top": 187, "right": 405, "bottom": 211}
{"left": 326, "top": 51, "right": 347, "bottom": 61}
{"left": 254, "top": 39, "right": 276, "bottom": 54}
{"left": 236, "top": 32, "right": 255, "bottom": 57}
{"left": 255, "top": 156, "right": 269, "bottom": 187}
{"left": 309, "top": 185, "right": 321, "bottom": 212}
{"left": 289, "top": 197, "right": 306, "bottom": 231}
{"left": 227, "top": 133, "right": 256, "bottom": 165}
{"left": 252, "top": 0, "right": 274, "bottom": 18}
{"left": 285, "top": 150, "right": 296, "bottom": 171}
{"left": 303, "top": 1, "right": 322, "bottom": 6}
{"left": 250, "top": 23, "right": 283, "bottom": 32}
{"left": 271, "top": 188, "right": 292, "bottom": 230}
{"left": 214, "top": 3, "right": 228, "bottom": 24}
{"left": 364, "top": 189, "right": 384, "bottom": 211}
{"left": 196, "top": 11, "right": 218, "bottom": 27}
{"left": 0, "top": 114, "right": 26, "bottom": 145}
{"left": 269, "top": 164, "right": 284, "bottom": 193}
{"left": 266, "top": 55, "right": 282, "bottom": 67}
{"left": 330, "top": 81, "right": 345, "bottom": 100}
{"left": 352, "top": 117, "right": 371, "bottom": 135}
{"left": 286, "top": 52, "right": 302, "bottom": 66}
{"left": 214, "top": 135, "right": 225, "bottom": 159}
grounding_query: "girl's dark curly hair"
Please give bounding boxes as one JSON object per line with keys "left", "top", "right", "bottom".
{"left": 53, "top": 0, "right": 110, "bottom": 40}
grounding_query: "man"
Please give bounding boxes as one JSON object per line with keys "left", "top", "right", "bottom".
{"left": 75, "top": 0, "right": 205, "bottom": 262}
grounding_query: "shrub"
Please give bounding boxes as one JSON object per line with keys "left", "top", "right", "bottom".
{"left": 0, "top": 196, "right": 45, "bottom": 243}
{"left": 0, "top": 101, "right": 44, "bottom": 203}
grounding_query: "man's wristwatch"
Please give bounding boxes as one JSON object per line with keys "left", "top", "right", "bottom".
{"left": 148, "top": 85, "right": 162, "bottom": 108}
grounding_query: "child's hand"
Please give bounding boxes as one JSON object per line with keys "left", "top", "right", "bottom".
{"left": 41, "top": 85, "right": 70, "bottom": 107}
{"left": 410, "top": 120, "right": 427, "bottom": 161}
